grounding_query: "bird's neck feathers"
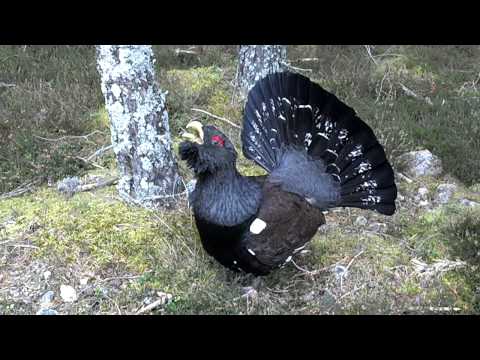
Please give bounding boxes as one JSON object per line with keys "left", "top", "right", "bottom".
{"left": 193, "top": 167, "right": 262, "bottom": 227}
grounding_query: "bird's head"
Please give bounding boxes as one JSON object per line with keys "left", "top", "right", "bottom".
{"left": 179, "top": 121, "right": 237, "bottom": 175}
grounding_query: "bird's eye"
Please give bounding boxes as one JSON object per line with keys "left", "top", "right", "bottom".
{"left": 211, "top": 135, "right": 225, "bottom": 147}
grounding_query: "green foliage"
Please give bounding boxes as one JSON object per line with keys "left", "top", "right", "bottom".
{"left": 0, "top": 45, "right": 106, "bottom": 193}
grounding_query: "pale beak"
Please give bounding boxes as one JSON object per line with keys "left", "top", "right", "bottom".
{"left": 182, "top": 121, "right": 204, "bottom": 144}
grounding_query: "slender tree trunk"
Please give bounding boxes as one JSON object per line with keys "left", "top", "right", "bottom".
{"left": 237, "top": 45, "right": 287, "bottom": 98}
{"left": 96, "top": 45, "right": 183, "bottom": 208}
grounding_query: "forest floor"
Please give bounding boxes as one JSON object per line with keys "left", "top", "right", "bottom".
{"left": 1, "top": 45, "right": 479, "bottom": 314}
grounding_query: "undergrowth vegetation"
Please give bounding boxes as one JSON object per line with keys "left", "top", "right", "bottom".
{"left": 1, "top": 45, "right": 480, "bottom": 314}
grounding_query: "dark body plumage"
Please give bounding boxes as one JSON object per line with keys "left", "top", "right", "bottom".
{"left": 179, "top": 71, "right": 397, "bottom": 276}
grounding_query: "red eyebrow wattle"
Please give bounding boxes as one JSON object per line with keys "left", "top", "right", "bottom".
{"left": 212, "top": 135, "right": 225, "bottom": 146}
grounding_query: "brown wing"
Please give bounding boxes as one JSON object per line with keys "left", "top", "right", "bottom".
{"left": 241, "top": 180, "right": 326, "bottom": 270}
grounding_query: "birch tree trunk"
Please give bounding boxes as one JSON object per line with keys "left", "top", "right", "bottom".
{"left": 237, "top": 45, "right": 287, "bottom": 98}
{"left": 96, "top": 45, "right": 183, "bottom": 208}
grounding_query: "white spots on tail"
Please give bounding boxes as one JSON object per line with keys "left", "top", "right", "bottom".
{"left": 357, "top": 161, "right": 372, "bottom": 174}
{"left": 338, "top": 128, "right": 348, "bottom": 140}
{"left": 271, "top": 128, "right": 278, "bottom": 133}
{"left": 317, "top": 132, "right": 329, "bottom": 140}
{"left": 326, "top": 149, "right": 338, "bottom": 157}
{"left": 304, "top": 133, "right": 312, "bottom": 147}
{"left": 250, "top": 218, "right": 267, "bottom": 234}
{"left": 279, "top": 114, "right": 286, "bottom": 121}
{"left": 324, "top": 120, "right": 334, "bottom": 133}
{"left": 361, "top": 180, "right": 378, "bottom": 189}
{"left": 362, "top": 195, "right": 382, "bottom": 205}
{"left": 247, "top": 248, "right": 256, "bottom": 256}
{"left": 349, "top": 145, "right": 363, "bottom": 158}
{"left": 255, "top": 110, "right": 262, "bottom": 121}
{"left": 298, "top": 104, "right": 312, "bottom": 111}
{"left": 269, "top": 98, "right": 276, "bottom": 114}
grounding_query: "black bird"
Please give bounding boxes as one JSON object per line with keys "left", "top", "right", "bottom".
{"left": 179, "top": 71, "right": 397, "bottom": 276}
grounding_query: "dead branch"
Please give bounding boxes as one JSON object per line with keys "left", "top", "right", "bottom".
{"left": 33, "top": 130, "right": 104, "bottom": 143}
{"left": 191, "top": 108, "right": 241, "bottom": 129}
{"left": 0, "top": 82, "right": 16, "bottom": 88}
{"left": 364, "top": 45, "right": 379, "bottom": 65}
{"left": 398, "top": 82, "right": 433, "bottom": 105}
{"left": 75, "top": 156, "right": 106, "bottom": 170}
{"left": 77, "top": 177, "right": 118, "bottom": 193}
{"left": 345, "top": 249, "right": 365, "bottom": 272}
{"left": 295, "top": 58, "right": 320, "bottom": 63}
{"left": 411, "top": 258, "right": 467, "bottom": 278}
{"left": 407, "top": 306, "right": 462, "bottom": 313}
{"left": 338, "top": 283, "right": 367, "bottom": 301}
{"left": 281, "top": 61, "right": 312, "bottom": 73}
{"left": 174, "top": 47, "right": 198, "bottom": 56}
{"left": 396, "top": 172, "right": 413, "bottom": 184}
{"left": 0, "top": 179, "right": 41, "bottom": 200}
{"left": 4, "top": 243, "right": 39, "bottom": 249}
{"left": 136, "top": 292, "right": 172, "bottom": 314}
{"left": 86, "top": 144, "right": 114, "bottom": 162}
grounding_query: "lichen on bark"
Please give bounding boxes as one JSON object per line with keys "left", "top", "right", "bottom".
{"left": 96, "top": 45, "right": 183, "bottom": 208}
{"left": 237, "top": 45, "right": 287, "bottom": 98}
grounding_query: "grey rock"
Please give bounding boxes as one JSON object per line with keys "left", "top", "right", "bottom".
{"left": 40, "top": 291, "right": 55, "bottom": 308}
{"left": 43, "top": 270, "right": 52, "bottom": 281}
{"left": 417, "top": 187, "right": 429, "bottom": 199}
{"left": 368, "top": 222, "right": 387, "bottom": 232}
{"left": 60, "top": 285, "right": 77, "bottom": 303}
{"left": 57, "top": 176, "right": 81, "bottom": 196}
{"left": 302, "top": 291, "right": 316, "bottom": 302}
{"left": 36, "top": 308, "right": 58, "bottom": 315}
{"left": 355, "top": 216, "right": 368, "bottom": 226}
{"left": 397, "top": 150, "right": 443, "bottom": 178}
{"left": 241, "top": 286, "right": 258, "bottom": 300}
{"left": 333, "top": 265, "right": 348, "bottom": 280}
{"left": 459, "top": 199, "right": 479, "bottom": 207}
{"left": 418, "top": 200, "right": 430, "bottom": 207}
{"left": 435, "top": 184, "right": 457, "bottom": 204}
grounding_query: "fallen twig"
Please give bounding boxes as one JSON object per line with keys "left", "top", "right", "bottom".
{"left": 295, "top": 57, "right": 320, "bottom": 63}
{"left": 398, "top": 82, "right": 433, "bottom": 105}
{"left": 136, "top": 292, "right": 173, "bottom": 314}
{"left": 293, "top": 255, "right": 350, "bottom": 278}
{"left": 396, "top": 172, "right": 413, "bottom": 184}
{"left": 281, "top": 61, "right": 312, "bottom": 73}
{"left": 86, "top": 144, "right": 114, "bottom": 162}
{"left": 191, "top": 108, "right": 241, "bottom": 129}
{"left": 4, "top": 243, "right": 39, "bottom": 249}
{"left": 364, "top": 45, "right": 379, "bottom": 65}
{"left": 0, "top": 179, "right": 41, "bottom": 200}
{"left": 174, "top": 47, "right": 198, "bottom": 56}
{"left": 407, "top": 306, "right": 462, "bottom": 313}
{"left": 338, "top": 283, "right": 367, "bottom": 301}
{"left": 0, "top": 82, "right": 16, "bottom": 88}
{"left": 77, "top": 177, "right": 118, "bottom": 192}
{"left": 411, "top": 258, "right": 467, "bottom": 278}
{"left": 33, "top": 130, "right": 104, "bottom": 143}
{"left": 345, "top": 249, "right": 365, "bottom": 272}
{"left": 76, "top": 156, "right": 106, "bottom": 170}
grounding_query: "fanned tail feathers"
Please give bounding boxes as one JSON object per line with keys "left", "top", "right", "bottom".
{"left": 242, "top": 71, "right": 397, "bottom": 215}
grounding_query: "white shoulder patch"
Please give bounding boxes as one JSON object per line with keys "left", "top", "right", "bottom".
{"left": 249, "top": 218, "right": 267, "bottom": 234}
